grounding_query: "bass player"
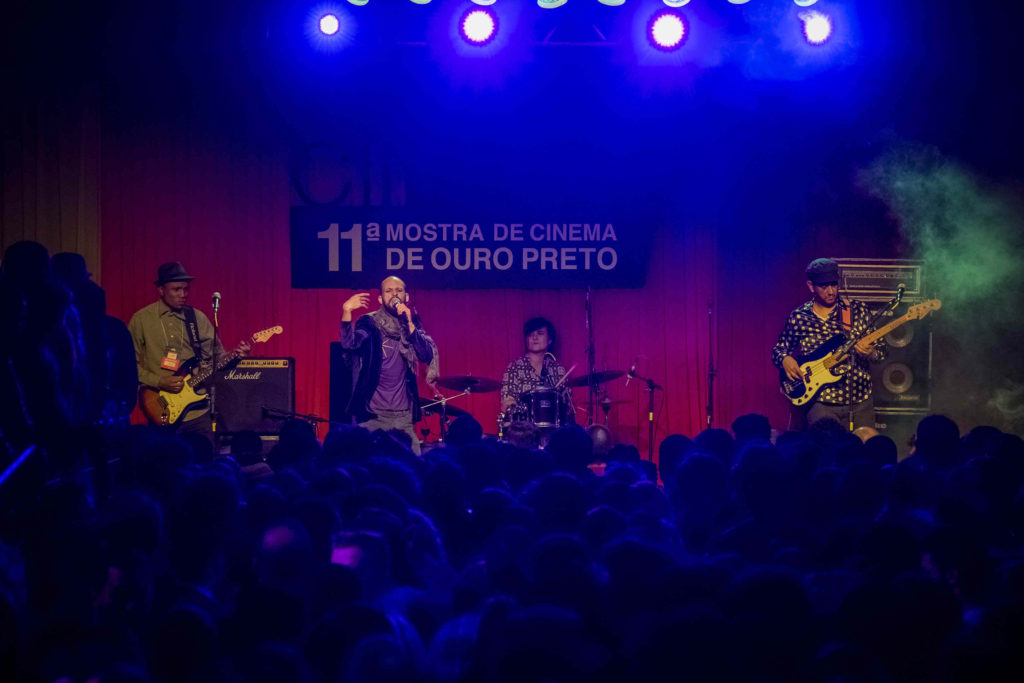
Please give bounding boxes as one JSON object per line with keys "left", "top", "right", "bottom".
{"left": 772, "top": 258, "right": 886, "bottom": 430}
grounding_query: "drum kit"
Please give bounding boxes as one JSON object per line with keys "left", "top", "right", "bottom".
{"left": 421, "top": 369, "right": 630, "bottom": 443}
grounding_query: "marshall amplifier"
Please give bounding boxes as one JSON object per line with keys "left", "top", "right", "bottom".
{"left": 212, "top": 357, "right": 295, "bottom": 434}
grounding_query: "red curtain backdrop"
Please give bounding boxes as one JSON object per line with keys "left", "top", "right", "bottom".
{"left": 4, "top": 87, "right": 905, "bottom": 462}
{"left": 98, "top": 113, "right": 721, "bottom": 454}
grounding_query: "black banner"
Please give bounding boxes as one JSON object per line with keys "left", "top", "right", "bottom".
{"left": 290, "top": 207, "right": 652, "bottom": 289}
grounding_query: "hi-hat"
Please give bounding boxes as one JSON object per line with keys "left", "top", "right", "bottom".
{"left": 419, "top": 397, "right": 469, "bottom": 417}
{"left": 581, "top": 399, "right": 630, "bottom": 407}
{"left": 565, "top": 370, "right": 626, "bottom": 388}
{"left": 434, "top": 375, "right": 500, "bottom": 393}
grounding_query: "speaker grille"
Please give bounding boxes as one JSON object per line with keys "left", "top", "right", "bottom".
{"left": 212, "top": 358, "right": 295, "bottom": 434}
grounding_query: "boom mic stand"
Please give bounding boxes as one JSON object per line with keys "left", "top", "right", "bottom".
{"left": 584, "top": 285, "right": 597, "bottom": 426}
{"left": 210, "top": 295, "right": 220, "bottom": 444}
{"left": 630, "top": 370, "right": 663, "bottom": 461}
{"left": 706, "top": 299, "right": 716, "bottom": 429}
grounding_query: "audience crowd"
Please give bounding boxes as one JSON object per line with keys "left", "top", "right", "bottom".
{"left": 3, "top": 241, "right": 1024, "bottom": 682}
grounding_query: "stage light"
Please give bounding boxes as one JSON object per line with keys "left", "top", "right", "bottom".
{"left": 648, "top": 10, "right": 687, "bottom": 51}
{"left": 471, "top": 0, "right": 496, "bottom": 5}
{"left": 537, "top": 0, "right": 568, "bottom": 8}
{"left": 794, "top": 0, "right": 818, "bottom": 6}
{"left": 345, "top": 0, "right": 368, "bottom": 6}
{"left": 598, "top": 0, "right": 626, "bottom": 7}
{"left": 663, "top": 0, "right": 691, "bottom": 7}
{"left": 727, "top": 0, "right": 752, "bottom": 5}
{"left": 319, "top": 14, "right": 340, "bottom": 36}
{"left": 461, "top": 8, "right": 498, "bottom": 45}
{"left": 800, "top": 10, "right": 832, "bottom": 45}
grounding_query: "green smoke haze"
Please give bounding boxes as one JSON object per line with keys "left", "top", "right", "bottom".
{"left": 860, "top": 145, "right": 1024, "bottom": 433}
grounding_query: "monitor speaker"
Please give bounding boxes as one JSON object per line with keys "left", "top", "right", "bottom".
{"left": 212, "top": 358, "right": 295, "bottom": 434}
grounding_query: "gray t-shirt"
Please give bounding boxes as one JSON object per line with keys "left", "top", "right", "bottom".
{"left": 370, "top": 335, "right": 412, "bottom": 413}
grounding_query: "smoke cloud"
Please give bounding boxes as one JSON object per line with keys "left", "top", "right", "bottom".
{"left": 860, "top": 144, "right": 1024, "bottom": 433}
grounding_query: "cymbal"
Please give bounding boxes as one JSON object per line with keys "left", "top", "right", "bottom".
{"left": 419, "top": 397, "right": 469, "bottom": 417}
{"left": 581, "top": 399, "right": 630, "bottom": 407}
{"left": 565, "top": 370, "right": 626, "bottom": 388}
{"left": 434, "top": 375, "right": 500, "bottom": 393}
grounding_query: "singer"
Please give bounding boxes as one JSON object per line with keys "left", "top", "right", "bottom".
{"left": 499, "top": 317, "right": 572, "bottom": 415}
{"left": 771, "top": 257, "right": 887, "bottom": 430}
{"left": 128, "top": 261, "right": 251, "bottom": 443}
{"left": 340, "top": 276, "right": 439, "bottom": 454}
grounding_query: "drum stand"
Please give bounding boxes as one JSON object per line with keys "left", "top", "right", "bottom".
{"left": 421, "top": 391, "right": 470, "bottom": 443}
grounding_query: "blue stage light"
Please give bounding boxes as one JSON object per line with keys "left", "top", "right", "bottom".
{"left": 800, "top": 10, "right": 832, "bottom": 45}
{"left": 461, "top": 8, "right": 498, "bottom": 45}
{"left": 648, "top": 11, "right": 687, "bottom": 51}
{"left": 319, "top": 13, "right": 340, "bottom": 36}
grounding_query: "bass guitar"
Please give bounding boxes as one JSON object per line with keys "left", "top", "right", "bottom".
{"left": 780, "top": 300, "right": 941, "bottom": 406}
{"left": 139, "top": 325, "right": 283, "bottom": 425}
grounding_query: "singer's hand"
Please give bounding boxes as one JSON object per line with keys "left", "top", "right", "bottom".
{"left": 854, "top": 339, "right": 876, "bottom": 356}
{"left": 342, "top": 292, "right": 370, "bottom": 321}
{"left": 235, "top": 340, "right": 252, "bottom": 358}
{"left": 395, "top": 301, "right": 416, "bottom": 333}
{"left": 782, "top": 356, "right": 802, "bottom": 381}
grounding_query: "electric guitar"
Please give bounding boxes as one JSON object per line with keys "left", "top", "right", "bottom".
{"left": 139, "top": 325, "right": 283, "bottom": 425}
{"left": 779, "top": 300, "right": 941, "bottom": 406}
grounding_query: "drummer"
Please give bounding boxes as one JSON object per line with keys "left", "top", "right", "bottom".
{"left": 500, "top": 317, "right": 572, "bottom": 417}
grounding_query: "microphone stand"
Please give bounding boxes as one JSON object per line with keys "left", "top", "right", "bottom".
{"left": 632, "top": 371, "right": 663, "bottom": 461}
{"left": 706, "top": 299, "right": 716, "bottom": 429}
{"left": 261, "top": 406, "right": 346, "bottom": 441}
{"left": 584, "top": 285, "right": 596, "bottom": 426}
{"left": 210, "top": 300, "right": 220, "bottom": 444}
{"left": 843, "top": 287, "right": 903, "bottom": 432}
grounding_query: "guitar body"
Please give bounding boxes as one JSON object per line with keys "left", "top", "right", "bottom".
{"left": 139, "top": 358, "right": 209, "bottom": 426}
{"left": 779, "top": 334, "right": 851, "bottom": 406}
{"left": 137, "top": 324, "right": 284, "bottom": 426}
{"left": 778, "top": 299, "right": 942, "bottom": 407}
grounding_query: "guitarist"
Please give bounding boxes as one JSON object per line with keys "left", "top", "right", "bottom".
{"left": 128, "top": 262, "right": 251, "bottom": 442}
{"left": 771, "top": 258, "right": 886, "bottom": 430}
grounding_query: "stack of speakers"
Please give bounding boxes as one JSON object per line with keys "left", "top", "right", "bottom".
{"left": 838, "top": 258, "right": 931, "bottom": 455}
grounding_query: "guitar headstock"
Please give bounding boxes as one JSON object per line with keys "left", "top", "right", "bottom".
{"left": 906, "top": 299, "right": 942, "bottom": 320}
{"left": 251, "top": 326, "right": 283, "bottom": 344}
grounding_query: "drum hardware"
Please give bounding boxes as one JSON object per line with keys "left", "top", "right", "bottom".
{"left": 565, "top": 370, "right": 626, "bottom": 388}
{"left": 420, "top": 392, "right": 473, "bottom": 443}
{"left": 435, "top": 375, "right": 500, "bottom": 393}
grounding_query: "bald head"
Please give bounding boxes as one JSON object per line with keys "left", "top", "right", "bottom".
{"left": 379, "top": 276, "right": 408, "bottom": 313}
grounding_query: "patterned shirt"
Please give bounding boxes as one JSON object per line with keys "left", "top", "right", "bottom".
{"left": 501, "top": 354, "right": 571, "bottom": 406}
{"left": 771, "top": 298, "right": 887, "bottom": 405}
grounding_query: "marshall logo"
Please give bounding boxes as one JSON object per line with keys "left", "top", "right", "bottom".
{"left": 224, "top": 369, "right": 262, "bottom": 381}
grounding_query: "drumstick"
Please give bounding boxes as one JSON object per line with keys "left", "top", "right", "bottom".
{"left": 552, "top": 364, "right": 577, "bottom": 390}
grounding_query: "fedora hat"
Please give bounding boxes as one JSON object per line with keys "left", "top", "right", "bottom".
{"left": 154, "top": 262, "right": 195, "bottom": 286}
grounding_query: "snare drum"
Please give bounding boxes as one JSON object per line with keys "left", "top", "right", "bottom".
{"left": 519, "top": 388, "right": 564, "bottom": 428}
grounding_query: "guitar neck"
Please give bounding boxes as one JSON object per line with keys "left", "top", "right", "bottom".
{"left": 187, "top": 350, "right": 239, "bottom": 388}
{"left": 860, "top": 311, "right": 915, "bottom": 347}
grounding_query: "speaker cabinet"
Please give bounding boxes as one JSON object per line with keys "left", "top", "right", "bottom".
{"left": 868, "top": 302, "right": 933, "bottom": 412}
{"left": 212, "top": 358, "right": 295, "bottom": 434}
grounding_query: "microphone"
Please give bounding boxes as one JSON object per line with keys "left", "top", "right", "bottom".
{"left": 896, "top": 283, "right": 906, "bottom": 303}
{"left": 390, "top": 296, "right": 409, "bottom": 323}
{"left": 212, "top": 291, "right": 221, "bottom": 311}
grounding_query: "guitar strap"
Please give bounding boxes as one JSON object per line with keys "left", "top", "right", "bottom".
{"left": 182, "top": 306, "right": 205, "bottom": 361}
{"left": 840, "top": 299, "right": 852, "bottom": 333}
